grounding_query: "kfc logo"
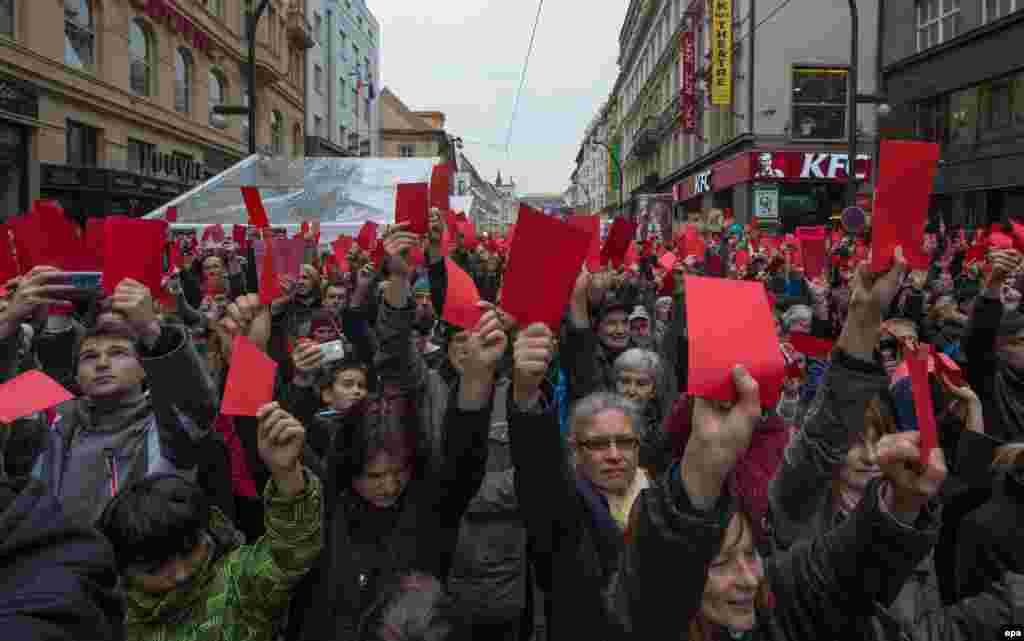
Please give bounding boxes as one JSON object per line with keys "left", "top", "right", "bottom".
{"left": 754, "top": 152, "right": 785, "bottom": 178}
{"left": 799, "top": 153, "right": 869, "bottom": 180}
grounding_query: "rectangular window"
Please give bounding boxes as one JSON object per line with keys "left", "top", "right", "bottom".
{"left": 399, "top": 144, "right": 415, "bottom": 157}
{"left": 315, "top": 64, "right": 323, "bottom": 93}
{"left": 314, "top": 12, "right": 322, "bottom": 44}
{"left": 126, "top": 138, "right": 154, "bottom": 174}
{"left": 1, "top": 0, "right": 14, "bottom": 36}
{"left": 915, "top": 95, "right": 950, "bottom": 146}
{"left": 916, "top": 0, "right": 961, "bottom": 52}
{"left": 340, "top": 77, "right": 347, "bottom": 103}
{"left": 979, "top": 79, "right": 1012, "bottom": 132}
{"left": 314, "top": 115, "right": 323, "bottom": 138}
{"left": 206, "top": 0, "right": 223, "bottom": 18}
{"left": 66, "top": 120, "right": 97, "bottom": 167}
{"left": 949, "top": 86, "right": 979, "bottom": 147}
{"left": 983, "top": 0, "right": 1019, "bottom": 23}
{"left": 364, "top": 97, "right": 370, "bottom": 124}
{"left": 339, "top": 125, "right": 346, "bottom": 143}
{"left": 791, "top": 66, "right": 848, "bottom": 141}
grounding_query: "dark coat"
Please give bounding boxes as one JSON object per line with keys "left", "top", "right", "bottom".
{"left": 288, "top": 397, "right": 491, "bottom": 641}
{"left": 955, "top": 466, "right": 1024, "bottom": 600}
{"left": 608, "top": 465, "right": 1022, "bottom": 641}
{"left": 0, "top": 477, "right": 123, "bottom": 640}
{"left": 508, "top": 400, "right": 623, "bottom": 641}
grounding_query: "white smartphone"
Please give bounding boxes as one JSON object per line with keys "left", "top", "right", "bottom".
{"left": 320, "top": 340, "right": 345, "bottom": 363}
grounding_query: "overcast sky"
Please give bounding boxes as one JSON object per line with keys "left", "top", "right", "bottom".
{"left": 370, "top": 0, "right": 623, "bottom": 195}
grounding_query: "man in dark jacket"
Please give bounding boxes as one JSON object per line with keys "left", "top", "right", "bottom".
{"left": 0, "top": 268, "right": 219, "bottom": 527}
{"left": 0, "top": 476, "right": 123, "bottom": 640}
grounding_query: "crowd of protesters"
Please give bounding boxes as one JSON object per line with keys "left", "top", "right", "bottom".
{"left": 0, "top": 203, "right": 1022, "bottom": 641}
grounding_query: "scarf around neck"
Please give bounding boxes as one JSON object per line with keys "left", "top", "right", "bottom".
{"left": 83, "top": 390, "right": 151, "bottom": 433}
{"left": 993, "top": 356, "right": 1024, "bottom": 439}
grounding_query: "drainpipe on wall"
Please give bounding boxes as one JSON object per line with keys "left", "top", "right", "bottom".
{"left": 747, "top": 0, "right": 755, "bottom": 137}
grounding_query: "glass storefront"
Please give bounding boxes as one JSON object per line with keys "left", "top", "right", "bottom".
{"left": 775, "top": 182, "right": 846, "bottom": 233}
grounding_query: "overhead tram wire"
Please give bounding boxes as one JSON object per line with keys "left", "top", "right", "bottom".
{"left": 504, "top": 0, "right": 545, "bottom": 160}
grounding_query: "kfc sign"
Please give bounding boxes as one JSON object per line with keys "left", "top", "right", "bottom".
{"left": 751, "top": 151, "right": 872, "bottom": 182}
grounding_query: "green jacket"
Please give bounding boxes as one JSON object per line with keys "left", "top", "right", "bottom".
{"left": 125, "top": 470, "right": 324, "bottom": 641}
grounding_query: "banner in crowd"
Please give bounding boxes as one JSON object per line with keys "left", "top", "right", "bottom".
{"left": 144, "top": 155, "right": 437, "bottom": 229}
{"left": 710, "top": 0, "right": 732, "bottom": 106}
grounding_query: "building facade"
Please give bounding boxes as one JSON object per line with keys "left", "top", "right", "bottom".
{"left": 306, "top": 0, "right": 379, "bottom": 157}
{"left": 378, "top": 87, "right": 454, "bottom": 162}
{"left": 596, "top": 0, "right": 880, "bottom": 231}
{"left": 881, "top": 1, "right": 1024, "bottom": 228}
{"left": 0, "top": 0, "right": 311, "bottom": 220}
{"left": 570, "top": 102, "right": 611, "bottom": 214}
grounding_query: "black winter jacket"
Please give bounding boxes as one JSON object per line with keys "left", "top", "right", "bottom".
{"left": 0, "top": 477, "right": 123, "bottom": 640}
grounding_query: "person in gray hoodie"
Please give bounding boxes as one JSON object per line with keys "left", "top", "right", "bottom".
{"left": 0, "top": 267, "right": 219, "bottom": 527}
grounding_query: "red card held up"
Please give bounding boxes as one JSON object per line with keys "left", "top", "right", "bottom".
{"left": 332, "top": 235, "right": 354, "bottom": 273}
{"left": 568, "top": 215, "right": 602, "bottom": 272}
{"left": 356, "top": 221, "right": 378, "bottom": 253}
{"left": 501, "top": 206, "right": 591, "bottom": 330}
{"left": 932, "top": 349, "right": 965, "bottom": 388}
{"left": 602, "top": 218, "right": 636, "bottom": 269}
{"left": 0, "top": 370, "right": 74, "bottom": 423}
{"left": 685, "top": 276, "right": 785, "bottom": 408}
{"left": 395, "top": 183, "right": 430, "bottom": 235}
{"left": 788, "top": 333, "right": 834, "bottom": 359}
{"left": 1011, "top": 221, "right": 1024, "bottom": 254}
{"left": 658, "top": 251, "right": 677, "bottom": 272}
{"left": 800, "top": 236, "right": 827, "bottom": 280}
{"left": 871, "top": 140, "right": 940, "bottom": 273}
{"left": 734, "top": 249, "right": 751, "bottom": 271}
{"left": 430, "top": 165, "right": 451, "bottom": 211}
{"left": 989, "top": 231, "right": 1015, "bottom": 250}
{"left": 906, "top": 344, "right": 938, "bottom": 466}
{"left": 258, "top": 232, "right": 282, "bottom": 305}
{"left": 220, "top": 336, "right": 278, "bottom": 417}
{"left": 442, "top": 258, "right": 484, "bottom": 330}
{"left": 460, "top": 220, "right": 479, "bottom": 251}
{"left": 241, "top": 187, "right": 271, "bottom": 228}
{"left": 101, "top": 217, "right": 169, "bottom": 296}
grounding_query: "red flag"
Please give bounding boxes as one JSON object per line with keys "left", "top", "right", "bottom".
{"left": 241, "top": 187, "right": 271, "bottom": 228}
{"left": 258, "top": 231, "right": 282, "bottom": 305}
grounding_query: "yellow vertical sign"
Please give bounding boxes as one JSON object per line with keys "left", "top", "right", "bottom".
{"left": 711, "top": 0, "right": 732, "bottom": 106}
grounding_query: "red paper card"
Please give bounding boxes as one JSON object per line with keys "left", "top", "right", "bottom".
{"left": 683, "top": 224, "right": 705, "bottom": 259}
{"left": 795, "top": 226, "right": 827, "bottom": 241}
{"left": 442, "top": 258, "right": 484, "bottom": 329}
{"left": 101, "top": 217, "right": 169, "bottom": 296}
{"left": 220, "top": 336, "right": 278, "bottom": 417}
{"left": 332, "top": 235, "right": 354, "bottom": 273}
{"left": 258, "top": 232, "right": 282, "bottom": 305}
{"left": 788, "top": 333, "right": 834, "bottom": 359}
{"left": 356, "top": 221, "right": 378, "bottom": 252}
{"left": 1011, "top": 221, "right": 1024, "bottom": 254}
{"left": 932, "top": 349, "right": 965, "bottom": 387}
{"left": 906, "top": 345, "right": 938, "bottom": 466}
{"left": 201, "top": 224, "right": 226, "bottom": 244}
{"left": 800, "top": 236, "right": 827, "bottom": 280}
{"left": 396, "top": 183, "right": 430, "bottom": 235}
{"left": 602, "top": 218, "right": 636, "bottom": 268}
{"left": 658, "top": 251, "right": 677, "bottom": 272}
{"left": 989, "top": 232, "right": 1015, "bottom": 250}
{"left": 734, "top": 250, "right": 751, "bottom": 271}
{"left": 460, "top": 221, "right": 478, "bottom": 251}
{"left": 871, "top": 140, "right": 939, "bottom": 273}
{"left": 0, "top": 370, "right": 74, "bottom": 423}
{"left": 501, "top": 206, "right": 591, "bottom": 330}
{"left": 9, "top": 202, "right": 83, "bottom": 270}
{"left": 568, "top": 215, "right": 602, "bottom": 272}
{"left": 685, "top": 276, "right": 785, "bottom": 407}
{"left": 430, "top": 165, "right": 451, "bottom": 211}
{"left": 241, "top": 187, "right": 271, "bottom": 228}
{"left": 254, "top": 237, "right": 305, "bottom": 280}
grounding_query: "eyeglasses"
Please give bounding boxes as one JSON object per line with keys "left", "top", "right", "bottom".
{"left": 577, "top": 436, "right": 640, "bottom": 453}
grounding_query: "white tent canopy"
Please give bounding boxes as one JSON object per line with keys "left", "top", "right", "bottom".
{"left": 144, "top": 155, "right": 440, "bottom": 243}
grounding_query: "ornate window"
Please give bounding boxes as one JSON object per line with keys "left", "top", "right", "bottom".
{"left": 175, "top": 48, "right": 193, "bottom": 114}
{"left": 209, "top": 69, "right": 227, "bottom": 128}
{"left": 129, "top": 19, "right": 153, "bottom": 96}
{"left": 240, "top": 81, "right": 250, "bottom": 143}
{"left": 292, "top": 123, "right": 302, "bottom": 156}
{"left": 916, "top": 0, "right": 962, "bottom": 52}
{"left": 271, "top": 110, "right": 283, "bottom": 154}
{"left": 64, "top": 0, "right": 95, "bottom": 69}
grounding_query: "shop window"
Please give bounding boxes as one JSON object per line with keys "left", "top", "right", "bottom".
{"left": 983, "top": 0, "right": 1019, "bottom": 23}
{"left": 916, "top": 95, "right": 950, "bottom": 146}
{"left": 948, "top": 86, "right": 978, "bottom": 147}
{"left": 127, "top": 138, "right": 154, "bottom": 174}
{"left": 791, "top": 66, "right": 848, "bottom": 141}
{"left": 271, "top": 110, "right": 283, "bottom": 154}
{"left": 64, "top": 0, "right": 95, "bottom": 70}
{"left": 916, "top": 0, "right": 961, "bottom": 52}
{"left": 129, "top": 19, "right": 154, "bottom": 96}
{"left": 1, "top": 0, "right": 13, "bottom": 38}
{"left": 175, "top": 48, "right": 193, "bottom": 114}
{"left": 399, "top": 144, "right": 415, "bottom": 157}
{"left": 979, "top": 79, "right": 1013, "bottom": 133}
{"left": 66, "top": 120, "right": 98, "bottom": 167}
{"left": 209, "top": 69, "right": 227, "bottom": 129}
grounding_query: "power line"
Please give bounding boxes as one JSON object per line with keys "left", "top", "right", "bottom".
{"left": 504, "top": 0, "right": 545, "bottom": 159}
{"left": 731, "top": 0, "right": 796, "bottom": 53}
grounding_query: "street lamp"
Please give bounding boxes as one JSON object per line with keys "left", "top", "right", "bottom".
{"left": 589, "top": 139, "right": 624, "bottom": 218}
{"left": 212, "top": 0, "right": 270, "bottom": 155}
{"left": 845, "top": 0, "right": 890, "bottom": 209}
